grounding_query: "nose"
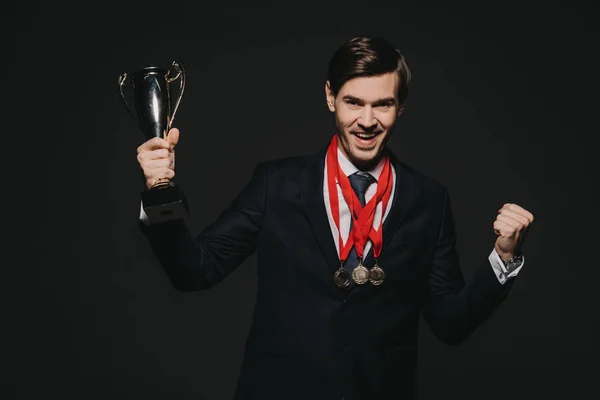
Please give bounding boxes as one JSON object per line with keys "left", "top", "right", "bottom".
{"left": 358, "top": 106, "right": 377, "bottom": 130}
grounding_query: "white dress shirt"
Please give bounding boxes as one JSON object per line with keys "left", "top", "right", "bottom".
{"left": 140, "top": 149, "right": 523, "bottom": 284}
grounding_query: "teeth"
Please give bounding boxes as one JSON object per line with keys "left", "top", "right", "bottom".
{"left": 356, "top": 134, "right": 375, "bottom": 139}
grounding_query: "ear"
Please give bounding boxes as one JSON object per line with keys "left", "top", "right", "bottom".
{"left": 397, "top": 105, "right": 404, "bottom": 117}
{"left": 325, "top": 81, "right": 336, "bottom": 112}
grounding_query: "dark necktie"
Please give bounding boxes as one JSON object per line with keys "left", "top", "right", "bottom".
{"left": 344, "top": 172, "right": 376, "bottom": 274}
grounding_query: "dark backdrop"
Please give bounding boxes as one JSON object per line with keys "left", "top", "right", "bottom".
{"left": 3, "top": 1, "right": 598, "bottom": 399}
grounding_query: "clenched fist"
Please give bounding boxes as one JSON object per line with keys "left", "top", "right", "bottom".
{"left": 137, "top": 128, "right": 180, "bottom": 190}
{"left": 493, "top": 203, "right": 534, "bottom": 260}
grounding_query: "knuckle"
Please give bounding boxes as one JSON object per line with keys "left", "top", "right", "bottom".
{"left": 148, "top": 138, "right": 163, "bottom": 148}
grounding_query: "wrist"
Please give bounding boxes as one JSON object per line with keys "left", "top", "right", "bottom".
{"left": 495, "top": 244, "right": 515, "bottom": 261}
{"left": 496, "top": 250, "right": 513, "bottom": 260}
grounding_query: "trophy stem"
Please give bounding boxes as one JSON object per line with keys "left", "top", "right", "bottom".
{"left": 150, "top": 178, "right": 174, "bottom": 190}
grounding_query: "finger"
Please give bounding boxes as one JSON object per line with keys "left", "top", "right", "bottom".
{"left": 496, "top": 214, "right": 521, "bottom": 229}
{"left": 146, "top": 167, "right": 175, "bottom": 181}
{"left": 154, "top": 168, "right": 175, "bottom": 179}
{"left": 498, "top": 208, "right": 531, "bottom": 226}
{"left": 501, "top": 203, "right": 534, "bottom": 223}
{"left": 166, "top": 128, "right": 180, "bottom": 149}
{"left": 143, "top": 158, "right": 172, "bottom": 170}
{"left": 493, "top": 220, "right": 518, "bottom": 237}
{"left": 138, "top": 148, "right": 170, "bottom": 161}
{"left": 137, "top": 137, "right": 170, "bottom": 153}
{"left": 508, "top": 204, "right": 534, "bottom": 223}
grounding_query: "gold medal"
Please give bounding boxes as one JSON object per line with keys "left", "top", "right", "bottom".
{"left": 369, "top": 263, "right": 385, "bottom": 285}
{"left": 351, "top": 262, "right": 370, "bottom": 284}
{"left": 334, "top": 267, "right": 351, "bottom": 289}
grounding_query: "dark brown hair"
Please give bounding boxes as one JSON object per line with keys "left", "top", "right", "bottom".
{"left": 327, "top": 36, "right": 411, "bottom": 105}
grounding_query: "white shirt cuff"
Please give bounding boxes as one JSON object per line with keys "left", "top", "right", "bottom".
{"left": 489, "top": 248, "right": 524, "bottom": 285}
{"left": 139, "top": 200, "right": 150, "bottom": 226}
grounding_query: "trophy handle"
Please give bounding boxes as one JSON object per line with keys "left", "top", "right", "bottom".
{"left": 118, "top": 73, "right": 136, "bottom": 120}
{"left": 167, "top": 61, "right": 185, "bottom": 130}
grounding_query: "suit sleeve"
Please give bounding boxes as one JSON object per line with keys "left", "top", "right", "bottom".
{"left": 421, "top": 188, "right": 515, "bottom": 345}
{"left": 138, "top": 162, "right": 267, "bottom": 291}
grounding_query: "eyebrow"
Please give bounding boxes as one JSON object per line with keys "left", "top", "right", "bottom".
{"left": 342, "top": 95, "right": 396, "bottom": 106}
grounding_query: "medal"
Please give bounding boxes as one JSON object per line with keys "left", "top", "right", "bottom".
{"left": 334, "top": 266, "right": 351, "bottom": 289}
{"left": 351, "top": 261, "right": 370, "bottom": 284}
{"left": 369, "top": 262, "right": 385, "bottom": 285}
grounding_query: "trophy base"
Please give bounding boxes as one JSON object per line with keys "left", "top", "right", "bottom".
{"left": 141, "top": 183, "right": 188, "bottom": 224}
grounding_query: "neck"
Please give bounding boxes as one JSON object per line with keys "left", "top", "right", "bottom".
{"left": 353, "top": 156, "right": 382, "bottom": 172}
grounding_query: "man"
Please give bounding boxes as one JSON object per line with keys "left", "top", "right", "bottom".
{"left": 136, "top": 37, "right": 534, "bottom": 399}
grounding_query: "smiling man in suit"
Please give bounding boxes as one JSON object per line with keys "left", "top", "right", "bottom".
{"left": 135, "top": 36, "right": 534, "bottom": 400}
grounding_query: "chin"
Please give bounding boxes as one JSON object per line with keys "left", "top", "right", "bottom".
{"left": 348, "top": 149, "right": 381, "bottom": 170}
{"left": 337, "top": 130, "right": 388, "bottom": 169}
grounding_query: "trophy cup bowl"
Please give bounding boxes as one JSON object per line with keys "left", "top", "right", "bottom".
{"left": 119, "top": 61, "right": 187, "bottom": 224}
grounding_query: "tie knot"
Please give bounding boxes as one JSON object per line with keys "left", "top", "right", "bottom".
{"left": 348, "top": 172, "right": 376, "bottom": 197}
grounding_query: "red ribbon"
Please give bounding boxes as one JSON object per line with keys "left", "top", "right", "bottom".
{"left": 326, "top": 134, "right": 393, "bottom": 264}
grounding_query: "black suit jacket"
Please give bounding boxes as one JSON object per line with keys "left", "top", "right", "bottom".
{"left": 139, "top": 145, "right": 515, "bottom": 400}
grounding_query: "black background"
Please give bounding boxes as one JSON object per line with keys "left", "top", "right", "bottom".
{"left": 3, "top": 0, "right": 599, "bottom": 398}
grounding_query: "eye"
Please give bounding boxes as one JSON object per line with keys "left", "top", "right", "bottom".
{"left": 346, "top": 99, "right": 361, "bottom": 108}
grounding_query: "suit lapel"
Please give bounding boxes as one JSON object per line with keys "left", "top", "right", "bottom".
{"left": 300, "top": 147, "right": 340, "bottom": 272}
{"left": 362, "top": 151, "right": 415, "bottom": 265}
{"left": 382, "top": 152, "right": 415, "bottom": 250}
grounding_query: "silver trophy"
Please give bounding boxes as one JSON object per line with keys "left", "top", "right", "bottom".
{"left": 119, "top": 61, "right": 187, "bottom": 223}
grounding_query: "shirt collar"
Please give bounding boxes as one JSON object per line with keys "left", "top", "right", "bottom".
{"left": 337, "top": 148, "right": 386, "bottom": 181}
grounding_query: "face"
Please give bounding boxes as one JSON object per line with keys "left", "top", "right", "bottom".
{"left": 325, "top": 72, "right": 403, "bottom": 170}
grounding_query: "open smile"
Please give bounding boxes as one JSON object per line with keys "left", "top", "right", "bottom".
{"left": 351, "top": 131, "right": 382, "bottom": 147}
{"left": 352, "top": 131, "right": 380, "bottom": 140}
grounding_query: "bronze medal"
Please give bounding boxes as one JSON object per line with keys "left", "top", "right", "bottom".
{"left": 351, "top": 262, "right": 370, "bottom": 285}
{"left": 334, "top": 267, "right": 351, "bottom": 289}
{"left": 369, "top": 264, "right": 385, "bottom": 285}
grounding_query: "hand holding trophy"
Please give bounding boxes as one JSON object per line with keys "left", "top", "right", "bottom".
{"left": 119, "top": 61, "right": 187, "bottom": 224}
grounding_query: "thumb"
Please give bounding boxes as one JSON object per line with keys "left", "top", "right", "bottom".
{"left": 166, "top": 128, "right": 180, "bottom": 149}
